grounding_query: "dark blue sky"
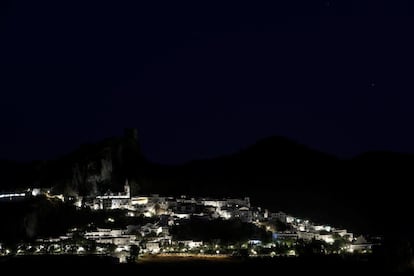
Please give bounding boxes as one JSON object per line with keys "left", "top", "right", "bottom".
{"left": 1, "top": 1, "right": 414, "bottom": 163}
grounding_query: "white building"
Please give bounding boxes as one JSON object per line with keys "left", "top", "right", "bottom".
{"left": 350, "top": 235, "right": 375, "bottom": 252}
{"left": 95, "top": 181, "right": 131, "bottom": 210}
{"left": 201, "top": 199, "right": 228, "bottom": 208}
{"left": 176, "top": 240, "right": 203, "bottom": 249}
{"left": 145, "top": 241, "right": 160, "bottom": 253}
{"left": 297, "top": 231, "right": 334, "bottom": 244}
{"left": 84, "top": 228, "right": 138, "bottom": 246}
{"left": 332, "top": 229, "right": 353, "bottom": 241}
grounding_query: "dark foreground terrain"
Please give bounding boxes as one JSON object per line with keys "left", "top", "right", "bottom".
{"left": 1, "top": 254, "right": 411, "bottom": 273}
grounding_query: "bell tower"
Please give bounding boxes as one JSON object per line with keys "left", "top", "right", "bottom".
{"left": 124, "top": 179, "right": 131, "bottom": 198}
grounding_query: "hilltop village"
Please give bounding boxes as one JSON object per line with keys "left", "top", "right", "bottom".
{"left": 0, "top": 182, "right": 380, "bottom": 263}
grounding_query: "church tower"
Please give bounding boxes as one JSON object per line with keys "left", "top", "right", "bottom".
{"left": 124, "top": 179, "right": 131, "bottom": 198}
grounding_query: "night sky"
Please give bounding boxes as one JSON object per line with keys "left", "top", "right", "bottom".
{"left": 1, "top": 1, "right": 414, "bottom": 164}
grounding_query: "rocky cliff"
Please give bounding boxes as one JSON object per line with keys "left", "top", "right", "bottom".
{"left": 0, "top": 128, "right": 146, "bottom": 197}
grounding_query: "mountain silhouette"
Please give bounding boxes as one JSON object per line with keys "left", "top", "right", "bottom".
{"left": 0, "top": 130, "right": 413, "bottom": 238}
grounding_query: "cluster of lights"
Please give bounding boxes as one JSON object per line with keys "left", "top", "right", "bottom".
{"left": 0, "top": 193, "right": 25, "bottom": 198}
